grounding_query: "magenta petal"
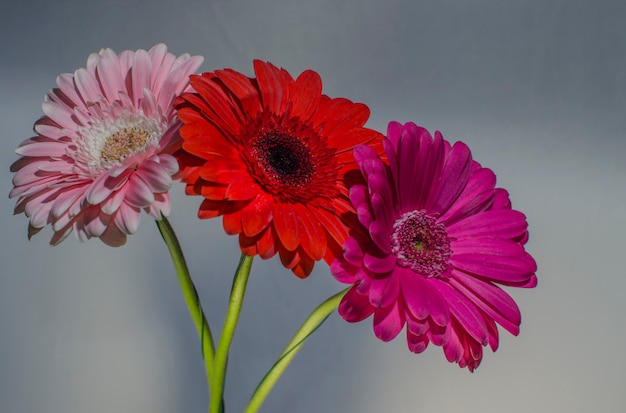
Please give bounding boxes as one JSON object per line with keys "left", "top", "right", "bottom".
{"left": 439, "top": 167, "right": 496, "bottom": 224}
{"left": 406, "top": 315, "right": 428, "bottom": 336}
{"left": 447, "top": 209, "right": 528, "bottom": 240}
{"left": 426, "top": 141, "right": 472, "bottom": 214}
{"left": 442, "top": 326, "right": 463, "bottom": 363}
{"left": 396, "top": 129, "right": 422, "bottom": 211}
{"left": 363, "top": 252, "right": 396, "bottom": 274}
{"left": 407, "top": 330, "right": 429, "bottom": 354}
{"left": 353, "top": 143, "right": 379, "bottom": 161}
{"left": 451, "top": 239, "right": 535, "bottom": 283}
{"left": 449, "top": 274, "right": 521, "bottom": 335}
{"left": 373, "top": 301, "right": 404, "bottom": 342}
{"left": 399, "top": 268, "right": 449, "bottom": 326}
{"left": 349, "top": 184, "right": 369, "bottom": 209}
{"left": 370, "top": 192, "right": 394, "bottom": 228}
{"left": 339, "top": 286, "right": 375, "bottom": 323}
{"left": 330, "top": 258, "right": 357, "bottom": 284}
{"left": 368, "top": 220, "right": 392, "bottom": 254}
{"left": 368, "top": 273, "right": 399, "bottom": 308}
{"left": 342, "top": 236, "right": 364, "bottom": 267}
{"left": 432, "top": 281, "right": 488, "bottom": 345}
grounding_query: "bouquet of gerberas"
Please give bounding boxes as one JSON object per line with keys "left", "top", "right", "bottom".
{"left": 9, "top": 44, "right": 537, "bottom": 413}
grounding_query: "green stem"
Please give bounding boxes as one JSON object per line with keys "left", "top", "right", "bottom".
{"left": 210, "top": 253, "right": 254, "bottom": 413}
{"left": 155, "top": 217, "right": 216, "bottom": 389}
{"left": 244, "top": 287, "right": 349, "bottom": 413}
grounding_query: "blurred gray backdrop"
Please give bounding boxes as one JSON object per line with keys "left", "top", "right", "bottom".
{"left": 1, "top": 0, "right": 625, "bottom": 412}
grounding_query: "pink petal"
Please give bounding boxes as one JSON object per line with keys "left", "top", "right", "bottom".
{"left": 114, "top": 203, "right": 141, "bottom": 234}
{"left": 125, "top": 173, "right": 155, "bottom": 208}
{"left": 136, "top": 160, "right": 173, "bottom": 193}
{"left": 145, "top": 192, "right": 171, "bottom": 219}
{"left": 74, "top": 68, "right": 102, "bottom": 104}
{"left": 101, "top": 184, "right": 129, "bottom": 215}
{"left": 95, "top": 48, "right": 125, "bottom": 101}
{"left": 15, "top": 141, "right": 68, "bottom": 158}
{"left": 131, "top": 49, "right": 152, "bottom": 107}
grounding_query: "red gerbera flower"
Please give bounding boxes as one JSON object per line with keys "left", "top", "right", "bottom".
{"left": 175, "top": 61, "right": 383, "bottom": 277}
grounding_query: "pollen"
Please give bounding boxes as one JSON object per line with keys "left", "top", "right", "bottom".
{"left": 99, "top": 127, "right": 151, "bottom": 164}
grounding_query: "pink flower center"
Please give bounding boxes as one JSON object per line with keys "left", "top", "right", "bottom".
{"left": 100, "top": 127, "right": 151, "bottom": 164}
{"left": 252, "top": 131, "right": 315, "bottom": 187}
{"left": 391, "top": 210, "right": 451, "bottom": 278}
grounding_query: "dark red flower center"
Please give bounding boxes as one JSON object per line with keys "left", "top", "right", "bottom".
{"left": 252, "top": 131, "right": 314, "bottom": 187}
{"left": 391, "top": 210, "right": 451, "bottom": 278}
{"left": 243, "top": 112, "right": 341, "bottom": 203}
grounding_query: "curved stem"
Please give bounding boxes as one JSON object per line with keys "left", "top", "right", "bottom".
{"left": 244, "top": 287, "right": 349, "bottom": 413}
{"left": 210, "top": 253, "right": 254, "bottom": 413}
{"left": 155, "top": 218, "right": 216, "bottom": 389}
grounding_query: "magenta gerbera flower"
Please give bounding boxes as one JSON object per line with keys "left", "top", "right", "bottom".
{"left": 331, "top": 121, "right": 537, "bottom": 371}
{"left": 10, "top": 44, "right": 203, "bottom": 246}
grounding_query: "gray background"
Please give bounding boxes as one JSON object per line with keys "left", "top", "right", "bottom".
{"left": 1, "top": 0, "right": 625, "bottom": 412}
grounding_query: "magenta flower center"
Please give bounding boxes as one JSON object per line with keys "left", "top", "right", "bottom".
{"left": 252, "top": 131, "right": 315, "bottom": 187}
{"left": 391, "top": 210, "right": 452, "bottom": 278}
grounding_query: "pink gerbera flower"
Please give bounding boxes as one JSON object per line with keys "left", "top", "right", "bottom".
{"left": 10, "top": 44, "right": 203, "bottom": 246}
{"left": 331, "top": 121, "right": 537, "bottom": 371}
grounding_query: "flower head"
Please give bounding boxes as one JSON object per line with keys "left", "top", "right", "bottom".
{"left": 10, "top": 44, "right": 204, "bottom": 246}
{"left": 175, "top": 61, "right": 383, "bottom": 278}
{"left": 331, "top": 121, "right": 537, "bottom": 371}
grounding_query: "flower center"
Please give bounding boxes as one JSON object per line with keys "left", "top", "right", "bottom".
{"left": 78, "top": 111, "right": 164, "bottom": 174}
{"left": 391, "top": 210, "right": 451, "bottom": 278}
{"left": 252, "top": 131, "right": 314, "bottom": 187}
{"left": 99, "top": 127, "right": 151, "bottom": 164}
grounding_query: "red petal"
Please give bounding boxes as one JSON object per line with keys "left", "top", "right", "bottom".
{"left": 225, "top": 178, "right": 261, "bottom": 201}
{"left": 188, "top": 76, "right": 242, "bottom": 136}
{"left": 256, "top": 226, "right": 276, "bottom": 259}
{"left": 254, "top": 60, "right": 292, "bottom": 113}
{"left": 293, "top": 203, "right": 326, "bottom": 261}
{"left": 291, "top": 70, "right": 322, "bottom": 121}
{"left": 291, "top": 251, "right": 315, "bottom": 278}
{"left": 223, "top": 209, "right": 242, "bottom": 235}
{"left": 241, "top": 194, "right": 273, "bottom": 237}
{"left": 214, "top": 68, "right": 261, "bottom": 118}
{"left": 273, "top": 203, "right": 300, "bottom": 251}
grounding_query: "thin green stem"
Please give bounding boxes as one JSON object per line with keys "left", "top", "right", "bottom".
{"left": 155, "top": 218, "right": 216, "bottom": 389}
{"left": 244, "top": 287, "right": 350, "bottom": 413}
{"left": 210, "top": 253, "right": 254, "bottom": 413}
